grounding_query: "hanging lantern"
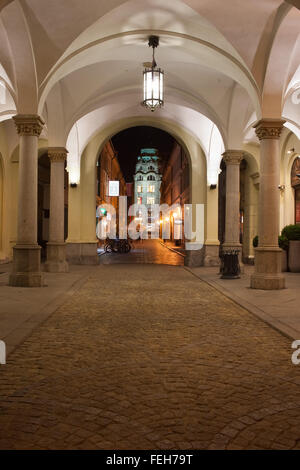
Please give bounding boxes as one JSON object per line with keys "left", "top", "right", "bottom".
{"left": 142, "top": 36, "right": 164, "bottom": 112}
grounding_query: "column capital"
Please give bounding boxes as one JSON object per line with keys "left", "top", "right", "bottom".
{"left": 222, "top": 150, "right": 244, "bottom": 165}
{"left": 254, "top": 118, "right": 286, "bottom": 141}
{"left": 48, "top": 147, "right": 68, "bottom": 163}
{"left": 13, "top": 114, "right": 44, "bottom": 137}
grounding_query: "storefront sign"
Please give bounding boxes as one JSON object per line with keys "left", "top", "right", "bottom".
{"left": 109, "top": 181, "right": 120, "bottom": 197}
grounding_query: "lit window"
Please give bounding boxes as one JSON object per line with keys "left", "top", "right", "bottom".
{"left": 148, "top": 185, "right": 155, "bottom": 193}
{"left": 137, "top": 186, "right": 142, "bottom": 193}
{"left": 147, "top": 197, "right": 155, "bottom": 205}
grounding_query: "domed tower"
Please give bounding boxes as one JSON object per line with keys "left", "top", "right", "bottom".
{"left": 134, "top": 148, "right": 162, "bottom": 228}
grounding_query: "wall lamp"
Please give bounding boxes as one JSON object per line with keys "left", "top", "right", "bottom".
{"left": 210, "top": 184, "right": 217, "bottom": 190}
{"left": 70, "top": 183, "right": 78, "bottom": 188}
{"left": 278, "top": 184, "right": 285, "bottom": 191}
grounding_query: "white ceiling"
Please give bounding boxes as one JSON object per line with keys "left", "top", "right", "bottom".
{"left": 0, "top": 0, "right": 298, "bottom": 182}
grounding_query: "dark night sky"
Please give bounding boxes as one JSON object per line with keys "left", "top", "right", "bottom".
{"left": 111, "top": 126, "right": 176, "bottom": 182}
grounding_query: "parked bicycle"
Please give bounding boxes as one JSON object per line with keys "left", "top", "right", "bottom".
{"left": 104, "top": 237, "right": 132, "bottom": 254}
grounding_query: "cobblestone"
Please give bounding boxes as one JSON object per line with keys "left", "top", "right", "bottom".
{"left": 99, "top": 239, "right": 184, "bottom": 265}
{"left": 0, "top": 244, "right": 300, "bottom": 449}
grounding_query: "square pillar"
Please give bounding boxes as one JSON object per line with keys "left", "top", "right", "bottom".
{"left": 45, "top": 148, "right": 69, "bottom": 273}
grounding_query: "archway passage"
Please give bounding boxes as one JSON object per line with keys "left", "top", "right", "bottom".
{"left": 95, "top": 126, "right": 190, "bottom": 266}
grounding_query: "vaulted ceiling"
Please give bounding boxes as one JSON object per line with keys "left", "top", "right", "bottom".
{"left": 0, "top": 0, "right": 299, "bottom": 174}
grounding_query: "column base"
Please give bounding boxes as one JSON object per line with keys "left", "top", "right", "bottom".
{"left": 45, "top": 242, "right": 69, "bottom": 273}
{"left": 250, "top": 246, "right": 285, "bottom": 290}
{"left": 184, "top": 245, "right": 204, "bottom": 267}
{"left": 9, "top": 245, "right": 43, "bottom": 287}
{"left": 250, "top": 273, "right": 285, "bottom": 290}
{"left": 203, "top": 244, "right": 220, "bottom": 267}
{"left": 66, "top": 243, "right": 98, "bottom": 265}
{"left": 184, "top": 244, "right": 221, "bottom": 267}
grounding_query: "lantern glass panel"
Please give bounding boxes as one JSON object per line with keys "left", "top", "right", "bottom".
{"left": 143, "top": 68, "right": 164, "bottom": 111}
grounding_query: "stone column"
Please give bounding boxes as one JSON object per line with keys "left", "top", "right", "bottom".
{"left": 45, "top": 148, "right": 69, "bottom": 273}
{"left": 222, "top": 150, "right": 243, "bottom": 252}
{"left": 204, "top": 186, "right": 220, "bottom": 266}
{"left": 9, "top": 114, "right": 44, "bottom": 287}
{"left": 251, "top": 119, "right": 285, "bottom": 290}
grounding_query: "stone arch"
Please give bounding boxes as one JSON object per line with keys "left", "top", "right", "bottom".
{"left": 67, "top": 116, "right": 208, "bottom": 264}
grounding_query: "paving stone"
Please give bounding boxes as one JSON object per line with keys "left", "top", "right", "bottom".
{"left": 0, "top": 241, "right": 300, "bottom": 449}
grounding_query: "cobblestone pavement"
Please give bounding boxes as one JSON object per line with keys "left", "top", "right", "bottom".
{"left": 1, "top": 261, "right": 300, "bottom": 449}
{"left": 99, "top": 239, "right": 184, "bottom": 266}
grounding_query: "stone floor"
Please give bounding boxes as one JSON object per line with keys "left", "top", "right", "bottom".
{"left": 0, "top": 241, "right": 300, "bottom": 450}
{"left": 190, "top": 265, "right": 300, "bottom": 340}
{"left": 99, "top": 238, "right": 184, "bottom": 266}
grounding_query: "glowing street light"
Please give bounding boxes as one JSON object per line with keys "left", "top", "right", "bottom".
{"left": 142, "top": 36, "right": 164, "bottom": 112}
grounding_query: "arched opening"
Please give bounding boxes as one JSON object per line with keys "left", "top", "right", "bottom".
{"left": 94, "top": 126, "right": 191, "bottom": 265}
{"left": 291, "top": 156, "right": 300, "bottom": 224}
{"left": 67, "top": 116, "right": 208, "bottom": 266}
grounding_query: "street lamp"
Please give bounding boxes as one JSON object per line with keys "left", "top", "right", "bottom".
{"left": 142, "top": 36, "right": 164, "bottom": 112}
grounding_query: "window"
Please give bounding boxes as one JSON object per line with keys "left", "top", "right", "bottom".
{"left": 137, "top": 197, "right": 142, "bottom": 205}
{"left": 148, "top": 185, "right": 155, "bottom": 193}
{"left": 137, "top": 175, "right": 143, "bottom": 181}
{"left": 149, "top": 166, "right": 154, "bottom": 171}
{"left": 137, "top": 186, "right": 142, "bottom": 193}
{"left": 147, "top": 175, "right": 155, "bottom": 181}
{"left": 147, "top": 197, "right": 155, "bottom": 205}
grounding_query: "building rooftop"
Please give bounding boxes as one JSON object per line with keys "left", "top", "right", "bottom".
{"left": 137, "top": 148, "right": 160, "bottom": 162}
